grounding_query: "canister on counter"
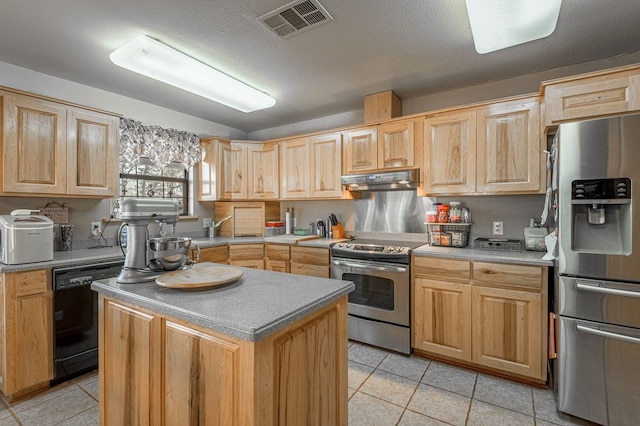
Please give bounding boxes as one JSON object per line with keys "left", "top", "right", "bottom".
{"left": 437, "top": 204, "right": 449, "bottom": 223}
{"left": 449, "top": 202, "right": 462, "bottom": 223}
{"left": 426, "top": 210, "right": 438, "bottom": 223}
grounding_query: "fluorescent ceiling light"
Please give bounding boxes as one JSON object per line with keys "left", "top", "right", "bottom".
{"left": 465, "top": 0, "right": 562, "bottom": 54}
{"left": 110, "top": 35, "right": 276, "bottom": 113}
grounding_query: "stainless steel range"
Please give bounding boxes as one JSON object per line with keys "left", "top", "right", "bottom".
{"left": 331, "top": 238, "right": 424, "bottom": 354}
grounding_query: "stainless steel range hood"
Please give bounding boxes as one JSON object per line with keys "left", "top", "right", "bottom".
{"left": 341, "top": 169, "right": 420, "bottom": 191}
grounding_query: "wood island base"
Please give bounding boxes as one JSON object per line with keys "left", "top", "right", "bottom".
{"left": 98, "top": 294, "right": 349, "bottom": 425}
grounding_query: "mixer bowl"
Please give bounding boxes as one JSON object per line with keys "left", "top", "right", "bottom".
{"left": 148, "top": 237, "right": 192, "bottom": 271}
{"left": 149, "top": 236, "right": 192, "bottom": 251}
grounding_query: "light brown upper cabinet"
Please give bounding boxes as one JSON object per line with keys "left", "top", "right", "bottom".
{"left": 280, "top": 132, "right": 342, "bottom": 199}
{"left": 423, "top": 96, "right": 543, "bottom": 196}
{"left": 2, "top": 92, "right": 118, "bottom": 197}
{"left": 197, "top": 138, "right": 279, "bottom": 201}
{"left": 343, "top": 119, "right": 415, "bottom": 174}
{"left": 247, "top": 142, "right": 279, "bottom": 200}
{"left": 196, "top": 137, "right": 220, "bottom": 201}
{"left": 476, "top": 98, "right": 542, "bottom": 193}
{"left": 542, "top": 64, "right": 640, "bottom": 127}
{"left": 219, "top": 140, "right": 246, "bottom": 199}
{"left": 423, "top": 111, "right": 477, "bottom": 194}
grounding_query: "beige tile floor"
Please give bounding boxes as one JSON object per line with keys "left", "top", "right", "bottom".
{"left": 0, "top": 342, "right": 595, "bottom": 425}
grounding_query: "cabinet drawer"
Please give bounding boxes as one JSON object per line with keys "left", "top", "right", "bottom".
{"left": 290, "top": 246, "right": 329, "bottom": 266}
{"left": 413, "top": 257, "right": 470, "bottom": 283}
{"left": 10, "top": 269, "right": 50, "bottom": 297}
{"left": 290, "top": 262, "right": 330, "bottom": 278}
{"left": 193, "top": 246, "right": 228, "bottom": 263}
{"left": 229, "top": 259, "right": 264, "bottom": 269}
{"left": 472, "top": 262, "right": 542, "bottom": 290}
{"left": 228, "top": 244, "right": 264, "bottom": 260}
{"left": 266, "top": 259, "right": 289, "bottom": 273}
{"left": 265, "top": 244, "right": 290, "bottom": 261}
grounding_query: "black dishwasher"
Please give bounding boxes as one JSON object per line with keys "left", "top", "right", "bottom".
{"left": 52, "top": 260, "right": 123, "bottom": 384}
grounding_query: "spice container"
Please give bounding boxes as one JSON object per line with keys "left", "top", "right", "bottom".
{"left": 449, "top": 202, "right": 462, "bottom": 223}
{"left": 461, "top": 207, "right": 472, "bottom": 223}
{"left": 426, "top": 210, "right": 438, "bottom": 223}
{"left": 437, "top": 204, "right": 449, "bottom": 223}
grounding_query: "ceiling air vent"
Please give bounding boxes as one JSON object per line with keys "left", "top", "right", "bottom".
{"left": 258, "top": 0, "right": 333, "bottom": 39}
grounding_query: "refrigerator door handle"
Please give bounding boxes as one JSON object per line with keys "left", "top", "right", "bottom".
{"left": 576, "top": 281, "right": 640, "bottom": 298}
{"left": 577, "top": 324, "right": 640, "bottom": 345}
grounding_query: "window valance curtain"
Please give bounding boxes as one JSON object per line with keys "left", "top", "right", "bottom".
{"left": 118, "top": 118, "right": 202, "bottom": 169}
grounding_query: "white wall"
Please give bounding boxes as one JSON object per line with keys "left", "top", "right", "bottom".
{"left": 0, "top": 61, "right": 248, "bottom": 140}
{"left": 249, "top": 51, "right": 640, "bottom": 141}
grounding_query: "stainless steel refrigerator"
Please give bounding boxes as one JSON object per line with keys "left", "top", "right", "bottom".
{"left": 556, "top": 113, "right": 640, "bottom": 425}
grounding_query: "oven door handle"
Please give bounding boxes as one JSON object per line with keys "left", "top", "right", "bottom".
{"left": 576, "top": 324, "right": 640, "bottom": 345}
{"left": 576, "top": 281, "right": 640, "bottom": 298}
{"left": 331, "top": 259, "right": 407, "bottom": 273}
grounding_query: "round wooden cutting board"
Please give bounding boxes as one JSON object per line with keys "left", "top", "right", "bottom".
{"left": 155, "top": 265, "right": 243, "bottom": 289}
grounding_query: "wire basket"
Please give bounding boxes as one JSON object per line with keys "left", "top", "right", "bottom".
{"left": 426, "top": 223, "right": 471, "bottom": 248}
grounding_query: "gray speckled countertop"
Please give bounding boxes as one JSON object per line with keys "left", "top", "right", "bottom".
{"left": 412, "top": 244, "right": 554, "bottom": 267}
{"left": 91, "top": 263, "right": 354, "bottom": 342}
{"left": 0, "top": 236, "right": 553, "bottom": 274}
{"left": 0, "top": 246, "right": 126, "bottom": 273}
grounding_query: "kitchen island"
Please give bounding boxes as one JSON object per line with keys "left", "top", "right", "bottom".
{"left": 91, "top": 263, "right": 354, "bottom": 425}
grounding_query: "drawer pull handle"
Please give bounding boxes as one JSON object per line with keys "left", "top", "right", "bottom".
{"left": 576, "top": 324, "right": 640, "bottom": 345}
{"left": 576, "top": 282, "right": 640, "bottom": 298}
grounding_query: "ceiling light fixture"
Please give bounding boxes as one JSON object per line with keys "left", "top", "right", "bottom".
{"left": 110, "top": 35, "right": 276, "bottom": 113}
{"left": 464, "top": 0, "right": 562, "bottom": 54}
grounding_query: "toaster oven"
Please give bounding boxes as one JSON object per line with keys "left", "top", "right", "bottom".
{"left": 0, "top": 214, "right": 54, "bottom": 264}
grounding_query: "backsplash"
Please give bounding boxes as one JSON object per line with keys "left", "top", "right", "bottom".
{"left": 0, "top": 191, "right": 547, "bottom": 249}
{"left": 283, "top": 192, "right": 547, "bottom": 243}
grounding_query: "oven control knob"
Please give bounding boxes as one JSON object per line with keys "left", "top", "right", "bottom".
{"left": 337, "top": 243, "right": 344, "bottom": 248}
{"left": 397, "top": 247, "right": 405, "bottom": 253}
{"left": 388, "top": 247, "right": 394, "bottom": 252}
{"left": 346, "top": 243, "right": 353, "bottom": 248}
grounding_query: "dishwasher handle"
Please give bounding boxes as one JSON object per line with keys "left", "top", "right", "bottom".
{"left": 577, "top": 324, "right": 640, "bottom": 345}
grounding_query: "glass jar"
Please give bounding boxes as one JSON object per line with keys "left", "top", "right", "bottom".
{"left": 437, "top": 204, "right": 449, "bottom": 223}
{"left": 426, "top": 210, "right": 438, "bottom": 223}
{"left": 449, "top": 202, "right": 462, "bottom": 223}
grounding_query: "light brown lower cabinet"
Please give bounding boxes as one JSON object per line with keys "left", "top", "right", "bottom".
{"left": 0, "top": 269, "right": 53, "bottom": 400}
{"left": 471, "top": 261, "right": 546, "bottom": 380}
{"left": 228, "top": 243, "right": 265, "bottom": 269}
{"left": 191, "top": 245, "right": 228, "bottom": 263}
{"left": 265, "top": 244, "right": 290, "bottom": 273}
{"left": 99, "top": 295, "right": 348, "bottom": 425}
{"left": 290, "top": 246, "right": 330, "bottom": 278}
{"left": 412, "top": 256, "right": 548, "bottom": 383}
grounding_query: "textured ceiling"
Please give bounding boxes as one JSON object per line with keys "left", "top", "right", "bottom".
{"left": 1, "top": 0, "right": 640, "bottom": 132}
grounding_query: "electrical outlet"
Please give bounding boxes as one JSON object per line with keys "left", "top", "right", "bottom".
{"left": 109, "top": 198, "right": 121, "bottom": 217}
{"left": 91, "top": 221, "right": 102, "bottom": 236}
{"left": 203, "top": 217, "right": 212, "bottom": 228}
{"left": 493, "top": 221, "right": 504, "bottom": 236}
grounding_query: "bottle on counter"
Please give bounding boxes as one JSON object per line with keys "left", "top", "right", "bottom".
{"left": 461, "top": 207, "right": 472, "bottom": 223}
{"left": 285, "top": 208, "right": 292, "bottom": 234}
{"left": 449, "top": 201, "right": 462, "bottom": 223}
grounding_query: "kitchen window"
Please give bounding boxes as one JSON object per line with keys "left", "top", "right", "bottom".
{"left": 119, "top": 159, "right": 188, "bottom": 215}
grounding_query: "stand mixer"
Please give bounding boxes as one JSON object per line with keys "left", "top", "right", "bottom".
{"left": 117, "top": 198, "right": 193, "bottom": 284}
